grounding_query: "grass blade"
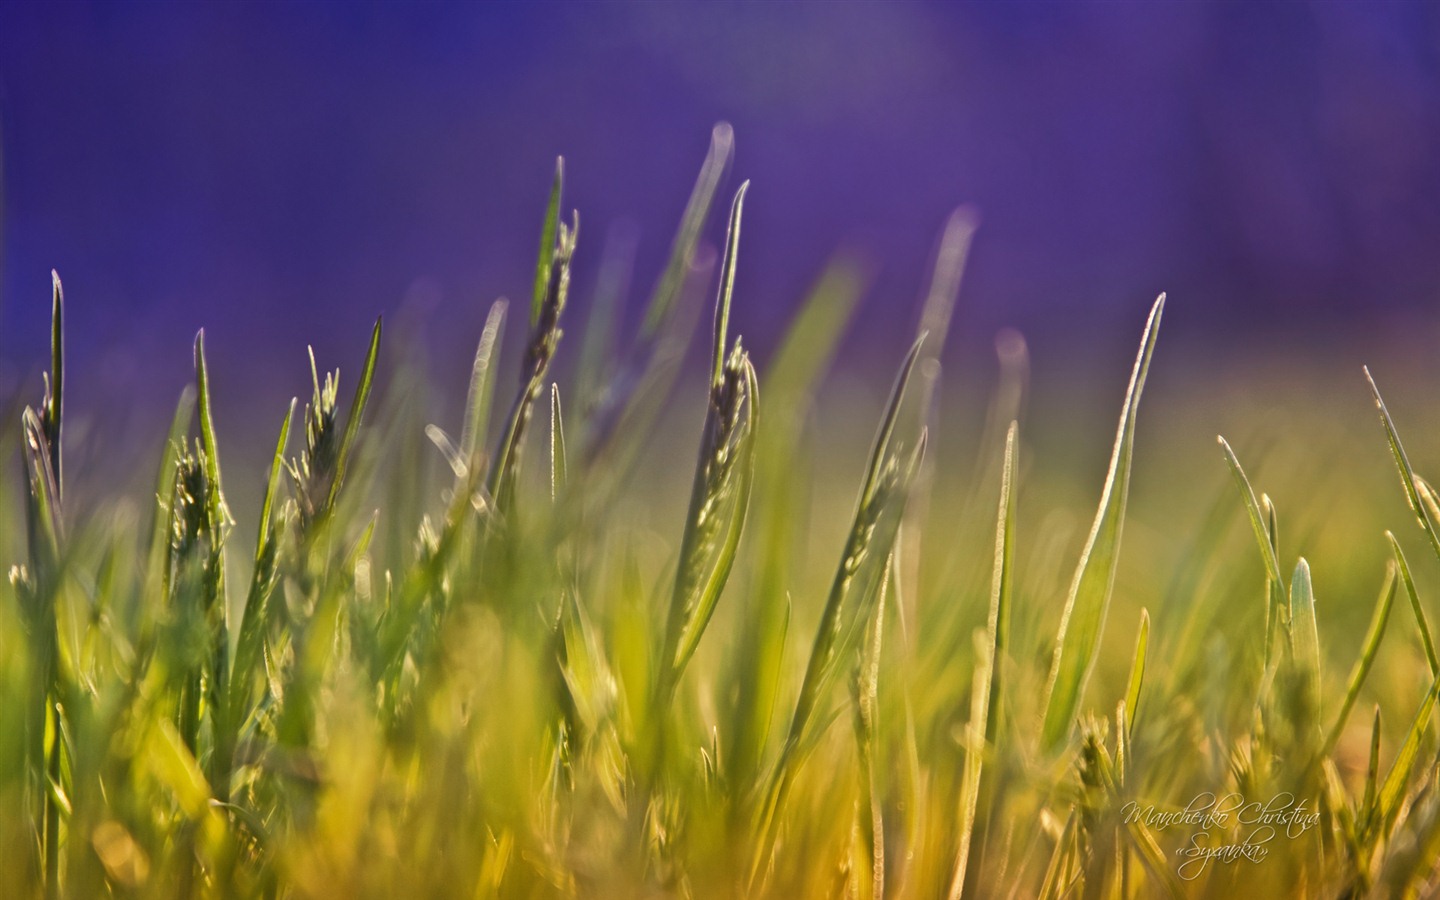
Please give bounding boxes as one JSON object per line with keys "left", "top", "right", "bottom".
{"left": 1216, "top": 436, "right": 1285, "bottom": 588}
{"left": 1360, "top": 706, "right": 1382, "bottom": 835}
{"left": 193, "top": 330, "right": 231, "bottom": 534}
{"left": 641, "top": 122, "right": 733, "bottom": 340}
{"left": 460, "top": 299, "right": 508, "bottom": 470}
{"left": 710, "top": 182, "right": 748, "bottom": 388}
{"left": 852, "top": 576, "right": 886, "bottom": 900}
{"left": 1324, "top": 562, "right": 1396, "bottom": 755}
{"left": 325, "top": 316, "right": 382, "bottom": 515}
{"left": 1377, "top": 666, "right": 1440, "bottom": 835}
{"left": 490, "top": 203, "right": 577, "bottom": 512}
{"left": 229, "top": 399, "right": 294, "bottom": 722}
{"left": 44, "top": 270, "right": 64, "bottom": 495}
{"left": 531, "top": 157, "right": 563, "bottom": 327}
{"left": 1364, "top": 366, "right": 1440, "bottom": 563}
{"left": 550, "top": 383, "right": 567, "bottom": 502}
{"left": 662, "top": 183, "right": 758, "bottom": 685}
{"left": 1388, "top": 531, "right": 1438, "bottom": 676}
{"left": 1040, "top": 293, "right": 1165, "bottom": 753}
{"left": 1290, "top": 558, "right": 1323, "bottom": 730}
{"left": 949, "top": 626, "right": 996, "bottom": 900}
{"left": 1124, "top": 608, "right": 1150, "bottom": 741}
{"left": 726, "top": 257, "right": 867, "bottom": 797}
{"left": 754, "top": 342, "right": 927, "bottom": 888}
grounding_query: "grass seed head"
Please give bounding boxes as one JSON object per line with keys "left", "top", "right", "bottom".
{"left": 291, "top": 349, "right": 342, "bottom": 531}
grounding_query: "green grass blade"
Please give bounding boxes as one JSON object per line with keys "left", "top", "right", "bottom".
{"left": 531, "top": 157, "right": 563, "bottom": 327}
{"left": 725, "top": 257, "right": 867, "bottom": 796}
{"left": 1040, "top": 293, "right": 1165, "bottom": 753}
{"left": 490, "top": 210, "right": 577, "bottom": 512}
{"left": 256, "top": 399, "right": 295, "bottom": 559}
{"left": 852, "top": 577, "right": 886, "bottom": 900}
{"left": 642, "top": 122, "right": 733, "bottom": 340}
{"left": 949, "top": 627, "right": 995, "bottom": 900}
{"left": 1388, "top": 531, "right": 1438, "bottom": 676}
{"left": 193, "top": 330, "right": 231, "bottom": 533}
{"left": 1360, "top": 705, "right": 1382, "bottom": 835}
{"left": 1216, "top": 436, "right": 1285, "bottom": 588}
{"left": 710, "top": 181, "right": 748, "bottom": 387}
{"left": 575, "top": 224, "right": 635, "bottom": 408}
{"left": 1125, "top": 608, "right": 1150, "bottom": 740}
{"left": 984, "top": 420, "right": 1018, "bottom": 744}
{"left": 229, "top": 399, "right": 294, "bottom": 719}
{"left": 1324, "top": 562, "right": 1396, "bottom": 755}
{"left": 325, "top": 316, "right": 382, "bottom": 515}
{"left": 45, "top": 270, "right": 64, "bottom": 495}
{"left": 861, "top": 334, "right": 927, "bottom": 507}
{"left": 916, "top": 207, "right": 978, "bottom": 372}
{"left": 460, "top": 299, "right": 508, "bottom": 469}
{"left": 1364, "top": 366, "right": 1440, "bottom": 563}
{"left": 1377, "top": 666, "right": 1440, "bottom": 834}
{"left": 21, "top": 408, "right": 62, "bottom": 572}
{"left": 550, "top": 383, "right": 567, "bottom": 502}
{"left": 754, "top": 353, "right": 927, "bottom": 887}
{"left": 1290, "top": 558, "right": 1323, "bottom": 729}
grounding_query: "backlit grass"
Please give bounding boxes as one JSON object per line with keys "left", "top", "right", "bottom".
{"left": 4, "top": 127, "right": 1440, "bottom": 898}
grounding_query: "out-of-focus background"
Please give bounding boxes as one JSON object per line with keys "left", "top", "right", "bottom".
{"left": 2, "top": 1, "right": 1440, "bottom": 580}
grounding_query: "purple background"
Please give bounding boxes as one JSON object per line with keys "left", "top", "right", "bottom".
{"left": 2, "top": 1, "right": 1439, "bottom": 426}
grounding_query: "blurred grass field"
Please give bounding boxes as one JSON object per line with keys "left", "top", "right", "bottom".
{"left": 6, "top": 131, "right": 1440, "bottom": 898}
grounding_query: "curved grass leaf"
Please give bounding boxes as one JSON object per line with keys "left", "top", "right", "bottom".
{"left": 1387, "top": 531, "right": 1438, "bottom": 676}
{"left": 1324, "top": 562, "right": 1396, "bottom": 755}
{"left": 1365, "top": 366, "right": 1440, "bottom": 563}
{"left": 1040, "top": 293, "right": 1165, "bottom": 753}
{"left": 1217, "top": 436, "right": 1285, "bottom": 588}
